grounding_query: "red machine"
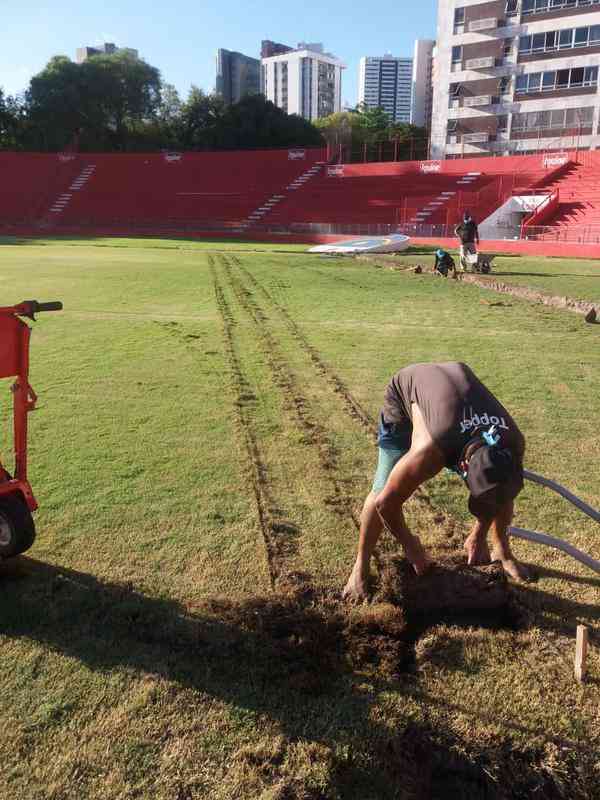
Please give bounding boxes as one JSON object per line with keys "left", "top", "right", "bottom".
{"left": 0, "top": 300, "right": 62, "bottom": 557}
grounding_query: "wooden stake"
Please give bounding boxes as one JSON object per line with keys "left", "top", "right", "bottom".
{"left": 575, "top": 625, "right": 589, "bottom": 683}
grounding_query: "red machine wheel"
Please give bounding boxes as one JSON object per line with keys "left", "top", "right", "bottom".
{"left": 0, "top": 495, "right": 36, "bottom": 558}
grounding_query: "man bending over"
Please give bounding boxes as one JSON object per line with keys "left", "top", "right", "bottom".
{"left": 343, "top": 362, "right": 529, "bottom": 601}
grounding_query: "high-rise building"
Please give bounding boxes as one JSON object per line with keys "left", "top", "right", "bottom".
{"left": 358, "top": 55, "right": 414, "bottom": 123}
{"left": 261, "top": 40, "right": 293, "bottom": 59}
{"left": 430, "top": 0, "right": 600, "bottom": 159}
{"left": 261, "top": 42, "right": 345, "bottom": 120}
{"left": 75, "top": 43, "right": 138, "bottom": 63}
{"left": 216, "top": 49, "right": 260, "bottom": 105}
{"left": 411, "top": 40, "right": 436, "bottom": 129}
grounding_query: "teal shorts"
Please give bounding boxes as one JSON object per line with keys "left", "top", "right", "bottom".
{"left": 372, "top": 445, "right": 408, "bottom": 494}
{"left": 371, "top": 414, "right": 412, "bottom": 494}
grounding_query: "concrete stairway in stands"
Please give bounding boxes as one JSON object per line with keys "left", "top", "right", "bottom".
{"left": 46, "top": 163, "right": 96, "bottom": 221}
{"left": 410, "top": 172, "right": 481, "bottom": 225}
{"left": 243, "top": 161, "right": 325, "bottom": 229}
{"left": 532, "top": 161, "right": 600, "bottom": 230}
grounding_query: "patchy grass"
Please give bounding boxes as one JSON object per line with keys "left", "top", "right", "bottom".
{"left": 0, "top": 239, "right": 598, "bottom": 799}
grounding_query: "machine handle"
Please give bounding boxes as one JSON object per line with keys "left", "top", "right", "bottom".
{"left": 16, "top": 300, "right": 63, "bottom": 319}
{"left": 32, "top": 301, "right": 63, "bottom": 313}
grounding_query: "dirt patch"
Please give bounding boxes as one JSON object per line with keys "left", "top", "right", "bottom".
{"left": 200, "top": 554, "right": 517, "bottom": 687}
{"left": 377, "top": 554, "right": 509, "bottom": 616}
{"left": 204, "top": 579, "right": 411, "bottom": 684}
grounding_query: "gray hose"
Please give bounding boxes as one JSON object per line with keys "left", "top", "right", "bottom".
{"left": 508, "top": 526, "right": 600, "bottom": 575}
{"left": 524, "top": 469, "right": 600, "bottom": 524}
{"left": 508, "top": 470, "right": 600, "bottom": 574}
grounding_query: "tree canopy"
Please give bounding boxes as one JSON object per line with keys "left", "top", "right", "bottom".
{"left": 0, "top": 55, "right": 427, "bottom": 160}
{"left": 316, "top": 105, "right": 428, "bottom": 161}
{"left": 0, "top": 54, "right": 323, "bottom": 153}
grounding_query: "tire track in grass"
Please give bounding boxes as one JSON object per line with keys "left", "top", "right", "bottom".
{"left": 229, "top": 255, "right": 375, "bottom": 435}
{"left": 209, "top": 255, "right": 300, "bottom": 588}
{"left": 217, "top": 254, "right": 362, "bottom": 535}
{"left": 228, "top": 255, "right": 462, "bottom": 542}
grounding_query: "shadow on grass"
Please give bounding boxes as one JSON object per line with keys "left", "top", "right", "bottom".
{"left": 514, "top": 572, "right": 600, "bottom": 649}
{"left": 533, "top": 564, "right": 600, "bottom": 589}
{"left": 0, "top": 556, "right": 594, "bottom": 799}
{"left": 0, "top": 237, "right": 30, "bottom": 246}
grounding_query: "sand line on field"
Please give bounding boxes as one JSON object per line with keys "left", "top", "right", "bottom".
{"left": 209, "top": 255, "right": 298, "bottom": 587}
{"left": 218, "top": 254, "right": 363, "bottom": 541}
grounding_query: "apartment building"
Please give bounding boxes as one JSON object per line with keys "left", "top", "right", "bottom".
{"left": 358, "top": 54, "right": 414, "bottom": 122}
{"left": 261, "top": 43, "right": 344, "bottom": 120}
{"left": 75, "top": 43, "right": 138, "bottom": 63}
{"left": 430, "top": 0, "right": 600, "bottom": 158}
{"left": 411, "top": 39, "right": 436, "bottom": 128}
{"left": 216, "top": 49, "right": 260, "bottom": 105}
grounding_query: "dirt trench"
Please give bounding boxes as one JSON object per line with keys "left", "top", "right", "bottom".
{"left": 457, "top": 272, "right": 599, "bottom": 321}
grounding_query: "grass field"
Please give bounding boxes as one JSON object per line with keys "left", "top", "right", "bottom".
{"left": 0, "top": 239, "right": 599, "bottom": 799}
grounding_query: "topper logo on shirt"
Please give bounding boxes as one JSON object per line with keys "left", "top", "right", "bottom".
{"left": 459, "top": 411, "right": 509, "bottom": 434}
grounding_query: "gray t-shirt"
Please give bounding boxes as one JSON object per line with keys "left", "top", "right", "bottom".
{"left": 382, "top": 362, "right": 523, "bottom": 466}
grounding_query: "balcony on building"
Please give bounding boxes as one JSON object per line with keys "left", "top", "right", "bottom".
{"left": 462, "top": 132, "right": 491, "bottom": 143}
{"left": 468, "top": 17, "right": 498, "bottom": 33}
{"left": 465, "top": 56, "right": 497, "bottom": 70}
{"left": 463, "top": 95, "right": 493, "bottom": 107}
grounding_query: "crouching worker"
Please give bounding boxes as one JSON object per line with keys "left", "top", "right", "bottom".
{"left": 433, "top": 248, "right": 456, "bottom": 278}
{"left": 343, "top": 361, "right": 530, "bottom": 602}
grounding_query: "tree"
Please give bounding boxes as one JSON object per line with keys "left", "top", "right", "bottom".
{"left": 13, "top": 56, "right": 323, "bottom": 153}
{"left": 81, "top": 52, "right": 161, "bottom": 149}
{"left": 0, "top": 89, "right": 23, "bottom": 150}
{"left": 356, "top": 105, "right": 391, "bottom": 134}
{"left": 316, "top": 106, "right": 427, "bottom": 162}
{"left": 25, "top": 56, "right": 91, "bottom": 150}
{"left": 177, "top": 86, "right": 225, "bottom": 150}
{"left": 24, "top": 52, "right": 162, "bottom": 151}
{"left": 214, "top": 94, "right": 323, "bottom": 150}
{"left": 158, "top": 83, "right": 183, "bottom": 125}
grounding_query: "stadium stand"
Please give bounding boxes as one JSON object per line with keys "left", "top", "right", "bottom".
{"left": 0, "top": 153, "right": 82, "bottom": 225}
{"left": 526, "top": 151, "right": 600, "bottom": 235}
{"left": 49, "top": 150, "right": 326, "bottom": 231}
{"left": 262, "top": 166, "right": 496, "bottom": 228}
{"left": 1, "top": 148, "right": 598, "bottom": 251}
{"left": 258, "top": 154, "right": 577, "bottom": 233}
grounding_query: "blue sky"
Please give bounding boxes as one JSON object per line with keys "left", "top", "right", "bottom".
{"left": 1, "top": 1, "right": 437, "bottom": 107}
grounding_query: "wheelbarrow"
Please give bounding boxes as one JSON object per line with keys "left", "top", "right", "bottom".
{"left": 0, "top": 300, "right": 62, "bottom": 557}
{"left": 460, "top": 244, "right": 492, "bottom": 274}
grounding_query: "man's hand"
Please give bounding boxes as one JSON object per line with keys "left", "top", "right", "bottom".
{"left": 342, "top": 562, "right": 370, "bottom": 602}
{"left": 403, "top": 533, "right": 434, "bottom": 576}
